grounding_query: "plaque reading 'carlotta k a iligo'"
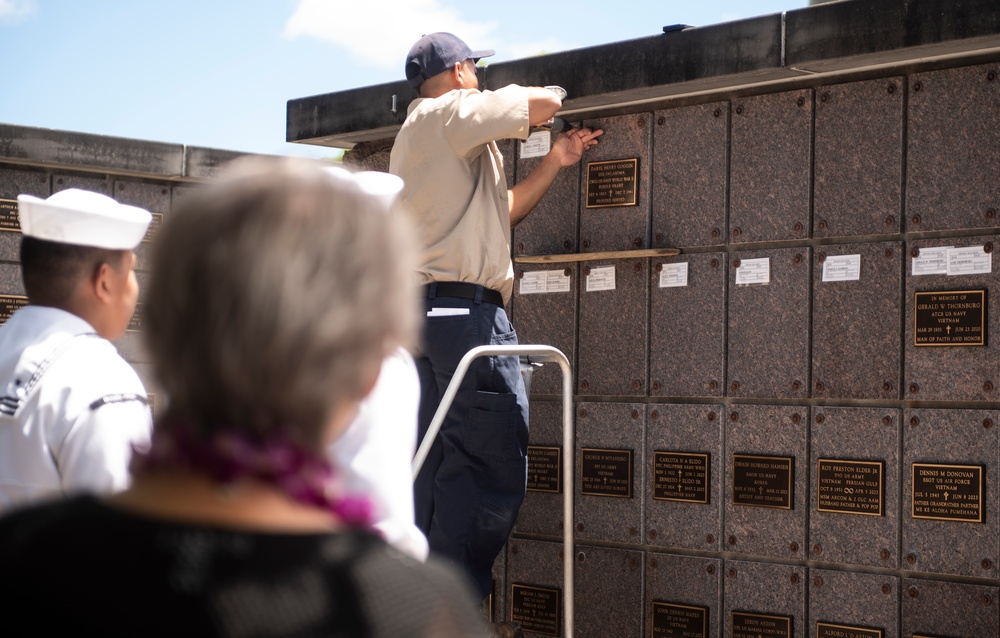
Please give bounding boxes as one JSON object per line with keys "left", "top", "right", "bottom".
{"left": 817, "top": 459, "right": 883, "bottom": 516}
{"left": 816, "top": 622, "right": 883, "bottom": 638}
{"left": 581, "top": 448, "right": 633, "bottom": 498}
{"left": 911, "top": 463, "right": 983, "bottom": 523}
{"left": 585, "top": 159, "right": 638, "bottom": 208}
{"left": 731, "top": 612, "right": 791, "bottom": 638}
{"left": 732, "top": 454, "right": 793, "bottom": 509}
{"left": 914, "top": 290, "right": 987, "bottom": 346}
{"left": 511, "top": 584, "right": 560, "bottom": 636}
{"left": 527, "top": 446, "right": 561, "bottom": 493}
{"left": 653, "top": 452, "right": 710, "bottom": 504}
{"left": 651, "top": 602, "right": 708, "bottom": 638}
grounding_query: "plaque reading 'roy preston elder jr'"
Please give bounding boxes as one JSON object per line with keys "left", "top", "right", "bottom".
{"left": 652, "top": 602, "right": 708, "bottom": 638}
{"left": 732, "top": 454, "right": 793, "bottom": 509}
{"left": 527, "top": 446, "right": 561, "bottom": 493}
{"left": 511, "top": 584, "right": 560, "bottom": 636}
{"left": 914, "top": 290, "right": 987, "bottom": 346}
{"left": 581, "top": 448, "right": 633, "bottom": 498}
{"left": 653, "top": 452, "right": 710, "bottom": 504}
{"left": 585, "top": 158, "right": 638, "bottom": 208}
{"left": 912, "top": 463, "right": 983, "bottom": 523}
{"left": 817, "top": 459, "right": 883, "bottom": 516}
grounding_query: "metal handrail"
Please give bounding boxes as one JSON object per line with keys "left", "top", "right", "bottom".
{"left": 412, "top": 344, "right": 576, "bottom": 638}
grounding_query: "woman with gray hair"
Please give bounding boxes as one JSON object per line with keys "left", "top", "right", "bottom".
{"left": 0, "top": 157, "right": 488, "bottom": 637}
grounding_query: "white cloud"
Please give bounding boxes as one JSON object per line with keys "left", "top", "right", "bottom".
{"left": 0, "top": 0, "right": 36, "bottom": 24}
{"left": 284, "top": 0, "right": 499, "bottom": 70}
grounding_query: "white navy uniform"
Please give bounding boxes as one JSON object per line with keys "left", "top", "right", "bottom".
{"left": 0, "top": 305, "right": 151, "bottom": 512}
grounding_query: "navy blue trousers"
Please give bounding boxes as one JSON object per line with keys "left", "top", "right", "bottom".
{"left": 413, "top": 284, "right": 529, "bottom": 599}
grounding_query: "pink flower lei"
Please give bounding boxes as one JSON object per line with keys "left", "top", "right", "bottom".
{"left": 131, "top": 424, "right": 374, "bottom": 529}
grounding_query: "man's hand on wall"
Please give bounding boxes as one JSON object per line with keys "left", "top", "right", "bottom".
{"left": 550, "top": 128, "right": 604, "bottom": 167}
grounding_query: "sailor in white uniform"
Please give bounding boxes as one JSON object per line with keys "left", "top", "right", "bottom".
{"left": 0, "top": 188, "right": 152, "bottom": 512}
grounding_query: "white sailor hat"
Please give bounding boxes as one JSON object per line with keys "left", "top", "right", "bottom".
{"left": 16, "top": 188, "right": 153, "bottom": 250}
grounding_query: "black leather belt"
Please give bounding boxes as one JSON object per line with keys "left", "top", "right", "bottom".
{"left": 426, "top": 282, "right": 503, "bottom": 307}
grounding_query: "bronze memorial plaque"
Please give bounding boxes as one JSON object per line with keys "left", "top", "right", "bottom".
{"left": 0, "top": 198, "right": 21, "bottom": 233}
{"left": 817, "top": 459, "right": 884, "bottom": 516}
{"left": 127, "top": 302, "right": 145, "bottom": 333}
{"left": 653, "top": 451, "right": 710, "bottom": 504}
{"left": 527, "top": 446, "right": 561, "bottom": 493}
{"left": 911, "top": 463, "right": 983, "bottom": 523}
{"left": 585, "top": 158, "right": 639, "bottom": 208}
{"left": 0, "top": 295, "right": 28, "bottom": 325}
{"left": 732, "top": 612, "right": 792, "bottom": 638}
{"left": 914, "top": 290, "right": 987, "bottom": 346}
{"left": 511, "top": 584, "right": 560, "bottom": 636}
{"left": 142, "top": 212, "right": 165, "bottom": 243}
{"left": 816, "top": 622, "right": 883, "bottom": 638}
{"left": 652, "top": 602, "right": 708, "bottom": 638}
{"left": 732, "top": 454, "right": 794, "bottom": 509}
{"left": 581, "top": 448, "right": 633, "bottom": 498}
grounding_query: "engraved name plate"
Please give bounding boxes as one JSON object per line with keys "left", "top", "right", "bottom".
{"left": 511, "top": 584, "right": 560, "bottom": 636}
{"left": 0, "top": 295, "right": 28, "bottom": 325}
{"left": 527, "top": 446, "right": 561, "bottom": 493}
{"left": 817, "top": 459, "right": 884, "bottom": 516}
{"left": 653, "top": 452, "right": 710, "bottom": 504}
{"left": 585, "top": 158, "right": 638, "bottom": 208}
{"left": 0, "top": 198, "right": 21, "bottom": 233}
{"left": 914, "top": 290, "right": 987, "bottom": 346}
{"left": 911, "top": 463, "right": 983, "bottom": 523}
{"left": 732, "top": 612, "right": 791, "bottom": 638}
{"left": 127, "top": 302, "right": 145, "bottom": 333}
{"left": 816, "top": 622, "right": 883, "bottom": 638}
{"left": 142, "top": 212, "right": 165, "bottom": 243}
{"left": 652, "top": 602, "right": 708, "bottom": 638}
{"left": 581, "top": 448, "right": 633, "bottom": 498}
{"left": 732, "top": 454, "right": 794, "bottom": 509}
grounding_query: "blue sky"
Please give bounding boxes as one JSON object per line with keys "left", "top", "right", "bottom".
{"left": 0, "top": 0, "right": 806, "bottom": 158}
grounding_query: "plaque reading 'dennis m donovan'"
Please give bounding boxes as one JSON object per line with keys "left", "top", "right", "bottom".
{"left": 0, "top": 295, "right": 28, "bottom": 325}
{"left": 914, "top": 290, "right": 987, "bottom": 346}
{"left": 816, "top": 622, "right": 883, "bottom": 638}
{"left": 511, "top": 584, "right": 560, "bottom": 636}
{"left": 0, "top": 199, "right": 20, "bottom": 233}
{"left": 732, "top": 455, "right": 793, "bottom": 509}
{"left": 817, "top": 459, "right": 883, "bottom": 516}
{"left": 527, "top": 446, "right": 561, "bottom": 493}
{"left": 911, "top": 463, "right": 983, "bottom": 523}
{"left": 652, "top": 602, "right": 708, "bottom": 638}
{"left": 653, "top": 452, "right": 710, "bottom": 504}
{"left": 585, "top": 158, "right": 638, "bottom": 208}
{"left": 731, "top": 612, "right": 791, "bottom": 638}
{"left": 581, "top": 448, "right": 633, "bottom": 498}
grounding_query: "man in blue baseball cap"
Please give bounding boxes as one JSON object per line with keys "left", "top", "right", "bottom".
{"left": 391, "top": 31, "right": 603, "bottom": 618}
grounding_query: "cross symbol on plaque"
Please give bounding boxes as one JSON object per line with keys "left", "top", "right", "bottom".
{"left": 946, "top": 325, "right": 952, "bottom": 335}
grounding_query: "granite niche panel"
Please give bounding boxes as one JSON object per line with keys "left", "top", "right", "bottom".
{"left": 724, "top": 560, "right": 806, "bottom": 638}
{"left": 646, "top": 553, "right": 721, "bottom": 638}
{"left": 579, "top": 114, "right": 651, "bottom": 253}
{"left": 907, "top": 62, "right": 1000, "bottom": 233}
{"left": 505, "top": 538, "right": 565, "bottom": 637}
{"left": 53, "top": 172, "right": 111, "bottom": 196}
{"left": 516, "top": 399, "right": 566, "bottom": 538}
{"left": 812, "top": 242, "right": 902, "bottom": 400}
{"left": 511, "top": 264, "right": 577, "bottom": 397}
{"left": 904, "top": 236, "right": 1000, "bottom": 402}
{"left": 901, "top": 578, "right": 1000, "bottom": 638}
{"left": 645, "top": 403, "right": 723, "bottom": 552}
{"left": 730, "top": 88, "right": 812, "bottom": 243}
{"left": 809, "top": 407, "right": 901, "bottom": 569}
{"left": 727, "top": 247, "right": 810, "bottom": 399}
{"left": 0, "top": 263, "right": 25, "bottom": 326}
{"left": 724, "top": 404, "right": 808, "bottom": 560}
{"left": 575, "top": 402, "right": 644, "bottom": 545}
{"left": 0, "top": 166, "right": 48, "bottom": 262}
{"left": 513, "top": 135, "right": 580, "bottom": 258}
{"left": 574, "top": 546, "right": 643, "bottom": 638}
{"left": 808, "top": 569, "right": 899, "bottom": 638}
{"left": 813, "top": 77, "right": 904, "bottom": 238}
{"left": 113, "top": 179, "right": 170, "bottom": 272}
{"left": 577, "top": 258, "right": 647, "bottom": 396}
{"left": 650, "top": 101, "right": 728, "bottom": 248}
{"left": 902, "top": 408, "right": 999, "bottom": 578}
{"left": 649, "top": 252, "right": 726, "bottom": 398}
{"left": 487, "top": 543, "right": 508, "bottom": 627}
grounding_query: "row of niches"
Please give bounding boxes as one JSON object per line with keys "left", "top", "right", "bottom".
{"left": 511, "top": 239, "right": 1000, "bottom": 400}
{"left": 510, "top": 62, "right": 1000, "bottom": 256}
{"left": 517, "top": 402, "right": 1000, "bottom": 581}
{"left": 493, "top": 540, "right": 999, "bottom": 638}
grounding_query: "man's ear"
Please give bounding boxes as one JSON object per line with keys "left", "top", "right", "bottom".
{"left": 92, "top": 262, "right": 115, "bottom": 305}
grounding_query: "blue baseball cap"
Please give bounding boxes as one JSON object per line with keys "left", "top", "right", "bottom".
{"left": 405, "top": 32, "right": 495, "bottom": 89}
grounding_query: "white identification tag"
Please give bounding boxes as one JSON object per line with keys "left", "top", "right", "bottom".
{"left": 520, "top": 131, "right": 551, "bottom": 159}
{"left": 947, "top": 246, "right": 992, "bottom": 276}
{"left": 735, "top": 258, "right": 770, "bottom": 285}
{"left": 520, "top": 270, "right": 571, "bottom": 295}
{"left": 586, "top": 266, "right": 616, "bottom": 292}
{"left": 912, "top": 246, "right": 952, "bottom": 276}
{"left": 426, "top": 308, "right": 470, "bottom": 317}
{"left": 658, "top": 262, "right": 689, "bottom": 288}
{"left": 822, "top": 254, "right": 861, "bottom": 282}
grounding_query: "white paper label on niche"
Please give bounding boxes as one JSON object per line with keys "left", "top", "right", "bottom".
{"left": 822, "top": 254, "right": 861, "bottom": 282}
{"left": 520, "top": 270, "right": 571, "bottom": 295}
{"left": 586, "top": 265, "right": 616, "bottom": 292}
{"left": 520, "top": 131, "right": 551, "bottom": 159}
{"left": 947, "top": 246, "right": 992, "bottom": 276}
{"left": 658, "top": 262, "right": 688, "bottom": 288}
{"left": 735, "top": 258, "right": 770, "bottom": 285}
{"left": 912, "top": 246, "right": 951, "bottom": 276}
